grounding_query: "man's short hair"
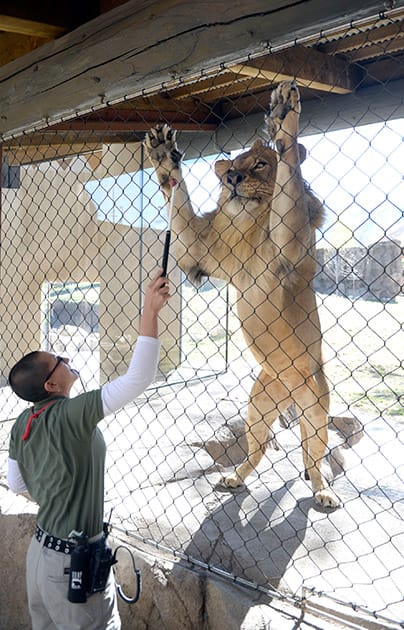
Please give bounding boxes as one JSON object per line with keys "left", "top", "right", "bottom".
{"left": 8, "top": 352, "right": 50, "bottom": 403}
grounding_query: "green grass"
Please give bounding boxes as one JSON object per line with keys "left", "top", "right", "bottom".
{"left": 318, "top": 294, "right": 403, "bottom": 419}
{"left": 181, "top": 285, "right": 404, "bottom": 421}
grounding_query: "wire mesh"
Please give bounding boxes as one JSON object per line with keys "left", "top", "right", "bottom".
{"left": 0, "top": 14, "right": 403, "bottom": 628}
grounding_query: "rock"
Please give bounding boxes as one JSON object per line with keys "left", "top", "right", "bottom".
{"left": 191, "top": 416, "right": 280, "bottom": 467}
{"left": 328, "top": 414, "right": 364, "bottom": 447}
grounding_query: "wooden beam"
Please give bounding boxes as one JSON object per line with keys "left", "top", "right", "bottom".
{"left": 0, "top": 1, "right": 99, "bottom": 33}
{"left": 49, "top": 120, "right": 217, "bottom": 132}
{"left": 0, "top": 33, "right": 48, "bottom": 66}
{"left": 166, "top": 70, "right": 268, "bottom": 102}
{"left": 4, "top": 143, "right": 102, "bottom": 166}
{"left": 166, "top": 70, "right": 241, "bottom": 99}
{"left": 0, "top": 15, "right": 66, "bottom": 39}
{"left": 69, "top": 101, "right": 216, "bottom": 121}
{"left": 5, "top": 76, "right": 404, "bottom": 166}
{"left": 180, "top": 74, "right": 404, "bottom": 160}
{"left": 167, "top": 76, "right": 404, "bottom": 162}
{"left": 190, "top": 76, "right": 269, "bottom": 103}
{"left": 0, "top": 0, "right": 401, "bottom": 139}
{"left": 358, "top": 54, "right": 404, "bottom": 85}
{"left": 85, "top": 152, "right": 103, "bottom": 172}
{"left": 316, "top": 21, "right": 404, "bottom": 56}
{"left": 3, "top": 118, "right": 218, "bottom": 154}
{"left": 231, "top": 45, "right": 362, "bottom": 94}
{"left": 347, "top": 38, "right": 404, "bottom": 61}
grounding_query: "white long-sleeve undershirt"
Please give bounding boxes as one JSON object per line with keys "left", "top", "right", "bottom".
{"left": 7, "top": 335, "right": 161, "bottom": 494}
{"left": 7, "top": 458, "right": 27, "bottom": 493}
{"left": 101, "top": 335, "right": 160, "bottom": 415}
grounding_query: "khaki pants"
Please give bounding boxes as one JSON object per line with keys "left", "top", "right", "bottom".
{"left": 26, "top": 535, "right": 121, "bottom": 630}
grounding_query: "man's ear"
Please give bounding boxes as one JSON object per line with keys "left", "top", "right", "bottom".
{"left": 44, "top": 380, "right": 58, "bottom": 394}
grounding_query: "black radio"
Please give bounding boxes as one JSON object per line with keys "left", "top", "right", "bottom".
{"left": 89, "top": 541, "right": 117, "bottom": 594}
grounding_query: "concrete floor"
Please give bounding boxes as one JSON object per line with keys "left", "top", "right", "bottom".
{"left": 101, "top": 365, "right": 404, "bottom": 629}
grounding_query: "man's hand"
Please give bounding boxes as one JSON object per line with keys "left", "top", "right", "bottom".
{"left": 139, "top": 269, "right": 171, "bottom": 337}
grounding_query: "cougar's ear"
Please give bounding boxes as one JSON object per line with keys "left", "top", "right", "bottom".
{"left": 215, "top": 159, "right": 231, "bottom": 179}
{"left": 252, "top": 139, "right": 265, "bottom": 150}
{"left": 298, "top": 143, "right": 307, "bottom": 164}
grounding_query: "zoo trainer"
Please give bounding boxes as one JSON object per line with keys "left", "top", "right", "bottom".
{"left": 7, "top": 269, "right": 170, "bottom": 630}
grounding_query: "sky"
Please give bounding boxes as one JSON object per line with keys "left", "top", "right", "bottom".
{"left": 301, "top": 118, "right": 404, "bottom": 248}
{"left": 85, "top": 118, "right": 404, "bottom": 249}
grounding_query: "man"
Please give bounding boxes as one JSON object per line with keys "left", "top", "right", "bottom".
{"left": 7, "top": 269, "right": 170, "bottom": 630}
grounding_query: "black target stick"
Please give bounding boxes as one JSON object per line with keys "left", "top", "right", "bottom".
{"left": 161, "top": 182, "right": 177, "bottom": 277}
{"left": 161, "top": 231, "right": 171, "bottom": 278}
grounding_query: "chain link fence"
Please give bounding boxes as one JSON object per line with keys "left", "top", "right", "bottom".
{"left": 1, "top": 13, "right": 403, "bottom": 629}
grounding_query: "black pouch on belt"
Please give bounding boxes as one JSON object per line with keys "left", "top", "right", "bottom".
{"left": 68, "top": 535, "right": 90, "bottom": 603}
{"left": 88, "top": 536, "right": 117, "bottom": 594}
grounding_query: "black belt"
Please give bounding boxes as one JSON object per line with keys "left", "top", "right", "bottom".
{"left": 35, "top": 525, "right": 74, "bottom": 555}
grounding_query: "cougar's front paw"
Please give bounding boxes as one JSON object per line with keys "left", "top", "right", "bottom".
{"left": 265, "top": 80, "right": 301, "bottom": 143}
{"left": 144, "top": 124, "right": 182, "bottom": 167}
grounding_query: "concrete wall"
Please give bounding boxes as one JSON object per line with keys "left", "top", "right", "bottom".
{"left": 0, "top": 506, "right": 352, "bottom": 630}
{"left": 0, "top": 508, "right": 266, "bottom": 630}
{"left": 0, "top": 142, "right": 181, "bottom": 385}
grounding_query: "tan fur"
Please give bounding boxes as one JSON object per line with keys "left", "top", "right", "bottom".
{"left": 145, "top": 81, "right": 339, "bottom": 507}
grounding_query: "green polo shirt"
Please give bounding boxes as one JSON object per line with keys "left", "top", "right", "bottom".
{"left": 9, "top": 390, "right": 105, "bottom": 539}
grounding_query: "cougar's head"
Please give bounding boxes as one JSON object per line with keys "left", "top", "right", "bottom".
{"left": 214, "top": 139, "right": 307, "bottom": 218}
{"left": 214, "top": 140, "right": 277, "bottom": 215}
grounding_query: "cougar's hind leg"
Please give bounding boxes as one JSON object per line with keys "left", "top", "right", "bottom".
{"left": 301, "top": 367, "right": 330, "bottom": 481}
{"left": 293, "top": 374, "right": 340, "bottom": 508}
{"left": 221, "top": 370, "right": 291, "bottom": 488}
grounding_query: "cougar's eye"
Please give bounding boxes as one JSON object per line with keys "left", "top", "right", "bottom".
{"left": 253, "top": 160, "right": 267, "bottom": 170}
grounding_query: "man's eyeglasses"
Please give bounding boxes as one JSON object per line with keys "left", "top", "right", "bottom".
{"left": 44, "top": 356, "right": 64, "bottom": 384}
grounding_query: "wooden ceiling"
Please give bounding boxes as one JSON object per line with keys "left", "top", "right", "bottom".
{"left": 1, "top": 2, "right": 404, "bottom": 164}
{"left": 0, "top": 2, "right": 131, "bottom": 64}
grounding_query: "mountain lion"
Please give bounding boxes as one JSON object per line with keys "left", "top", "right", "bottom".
{"left": 145, "top": 81, "right": 339, "bottom": 507}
